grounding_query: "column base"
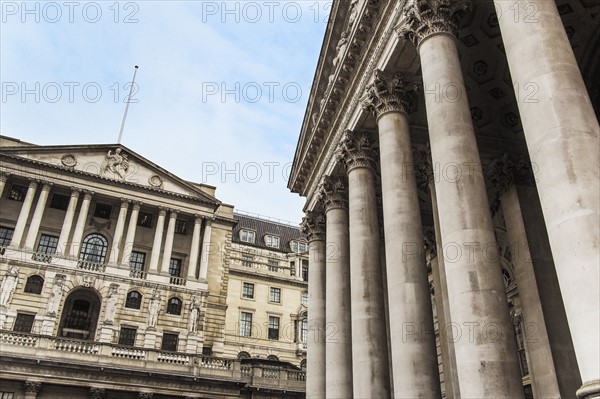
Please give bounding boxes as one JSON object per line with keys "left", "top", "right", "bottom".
{"left": 577, "top": 380, "right": 600, "bottom": 398}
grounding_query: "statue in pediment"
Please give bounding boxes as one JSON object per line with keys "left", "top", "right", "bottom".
{"left": 102, "top": 148, "right": 129, "bottom": 179}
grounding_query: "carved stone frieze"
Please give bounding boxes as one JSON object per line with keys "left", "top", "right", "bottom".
{"left": 338, "top": 130, "right": 377, "bottom": 172}
{"left": 318, "top": 176, "right": 349, "bottom": 211}
{"left": 363, "top": 69, "right": 420, "bottom": 118}
{"left": 24, "top": 381, "right": 41, "bottom": 394}
{"left": 90, "top": 387, "right": 105, "bottom": 399}
{"left": 300, "top": 211, "right": 326, "bottom": 242}
{"left": 487, "top": 154, "right": 535, "bottom": 199}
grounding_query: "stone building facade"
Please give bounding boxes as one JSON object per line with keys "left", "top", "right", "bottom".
{"left": 0, "top": 136, "right": 306, "bottom": 398}
{"left": 289, "top": 0, "right": 599, "bottom": 398}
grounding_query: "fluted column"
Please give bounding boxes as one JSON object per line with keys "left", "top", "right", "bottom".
{"left": 300, "top": 211, "right": 326, "bottom": 399}
{"left": 160, "top": 209, "right": 178, "bottom": 274}
{"left": 198, "top": 217, "right": 213, "bottom": 280}
{"left": 10, "top": 180, "right": 38, "bottom": 248}
{"left": 110, "top": 198, "right": 130, "bottom": 264}
{"left": 24, "top": 182, "right": 52, "bottom": 250}
{"left": 0, "top": 172, "right": 9, "bottom": 198}
{"left": 364, "top": 69, "right": 440, "bottom": 397}
{"left": 121, "top": 201, "right": 141, "bottom": 267}
{"left": 187, "top": 215, "right": 203, "bottom": 280}
{"left": 399, "top": 2, "right": 523, "bottom": 396}
{"left": 319, "top": 176, "right": 353, "bottom": 398}
{"left": 56, "top": 188, "right": 80, "bottom": 256}
{"left": 494, "top": 1, "right": 600, "bottom": 396}
{"left": 148, "top": 207, "right": 167, "bottom": 273}
{"left": 70, "top": 190, "right": 93, "bottom": 258}
{"left": 339, "top": 130, "right": 391, "bottom": 397}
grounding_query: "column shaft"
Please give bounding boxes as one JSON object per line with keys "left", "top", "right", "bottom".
{"left": 160, "top": 210, "right": 178, "bottom": 274}
{"left": 148, "top": 208, "right": 166, "bottom": 273}
{"left": 10, "top": 181, "right": 38, "bottom": 248}
{"left": 198, "top": 218, "right": 213, "bottom": 280}
{"left": 24, "top": 183, "right": 52, "bottom": 250}
{"left": 121, "top": 202, "right": 140, "bottom": 267}
{"left": 0, "top": 173, "right": 9, "bottom": 198}
{"left": 187, "top": 216, "right": 202, "bottom": 280}
{"left": 57, "top": 189, "right": 80, "bottom": 255}
{"left": 110, "top": 199, "right": 129, "bottom": 264}
{"left": 70, "top": 191, "right": 93, "bottom": 258}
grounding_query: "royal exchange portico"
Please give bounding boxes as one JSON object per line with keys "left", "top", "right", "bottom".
{"left": 290, "top": 0, "right": 599, "bottom": 398}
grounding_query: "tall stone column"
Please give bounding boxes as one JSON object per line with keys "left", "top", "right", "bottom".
{"left": 57, "top": 188, "right": 80, "bottom": 256}
{"left": 0, "top": 172, "right": 9, "bottom": 198}
{"left": 110, "top": 198, "right": 130, "bottom": 264}
{"left": 10, "top": 180, "right": 38, "bottom": 248}
{"left": 160, "top": 209, "right": 178, "bottom": 274}
{"left": 187, "top": 215, "right": 203, "bottom": 280}
{"left": 364, "top": 69, "right": 440, "bottom": 397}
{"left": 398, "top": 2, "right": 524, "bottom": 397}
{"left": 70, "top": 190, "right": 93, "bottom": 258}
{"left": 339, "top": 130, "right": 391, "bottom": 398}
{"left": 24, "top": 381, "right": 41, "bottom": 399}
{"left": 148, "top": 207, "right": 167, "bottom": 273}
{"left": 495, "top": 1, "right": 600, "bottom": 396}
{"left": 121, "top": 201, "right": 141, "bottom": 267}
{"left": 319, "top": 176, "right": 353, "bottom": 399}
{"left": 24, "top": 182, "right": 52, "bottom": 250}
{"left": 198, "top": 217, "right": 213, "bottom": 280}
{"left": 300, "top": 211, "right": 326, "bottom": 399}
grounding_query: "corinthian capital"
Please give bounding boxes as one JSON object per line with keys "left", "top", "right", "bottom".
{"left": 397, "top": 0, "right": 471, "bottom": 48}
{"left": 319, "top": 176, "right": 348, "bottom": 211}
{"left": 363, "top": 69, "right": 420, "bottom": 119}
{"left": 338, "top": 130, "right": 376, "bottom": 172}
{"left": 300, "top": 211, "right": 326, "bottom": 242}
{"left": 413, "top": 147, "right": 434, "bottom": 188}
{"left": 487, "top": 154, "right": 535, "bottom": 198}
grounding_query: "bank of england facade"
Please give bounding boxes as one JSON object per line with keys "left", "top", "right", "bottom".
{"left": 289, "top": 0, "right": 599, "bottom": 398}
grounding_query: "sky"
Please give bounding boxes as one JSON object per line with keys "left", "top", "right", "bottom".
{"left": 1, "top": 1, "right": 331, "bottom": 223}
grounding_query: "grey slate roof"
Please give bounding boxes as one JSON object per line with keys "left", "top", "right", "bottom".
{"left": 232, "top": 213, "right": 306, "bottom": 253}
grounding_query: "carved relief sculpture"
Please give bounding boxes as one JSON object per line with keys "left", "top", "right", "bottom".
{"left": 0, "top": 265, "right": 19, "bottom": 307}
{"left": 188, "top": 296, "right": 200, "bottom": 333}
{"left": 147, "top": 289, "right": 161, "bottom": 329}
{"left": 102, "top": 148, "right": 130, "bottom": 179}
{"left": 47, "top": 274, "right": 66, "bottom": 316}
{"left": 103, "top": 283, "right": 120, "bottom": 324}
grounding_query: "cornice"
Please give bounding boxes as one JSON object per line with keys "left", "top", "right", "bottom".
{"left": 228, "top": 267, "right": 308, "bottom": 288}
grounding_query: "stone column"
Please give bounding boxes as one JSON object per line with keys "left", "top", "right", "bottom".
{"left": 300, "top": 211, "right": 326, "bottom": 399}
{"left": 10, "top": 180, "right": 38, "bottom": 248}
{"left": 159, "top": 209, "right": 178, "bottom": 274}
{"left": 364, "top": 69, "right": 440, "bottom": 397}
{"left": 319, "top": 176, "right": 353, "bottom": 399}
{"left": 495, "top": 1, "right": 600, "bottom": 396}
{"left": 187, "top": 215, "right": 203, "bottom": 280}
{"left": 24, "top": 381, "right": 41, "bottom": 399}
{"left": 148, "top": 207, "right": 167, "bottom": 273}
{"left": 24, "top": 182, "right": 52, "bottom": 250}
{"left": 339, "top": 130, "right": 391, "bottom": 397}
{"left": 0, "top": 172, "right": 9, "bottom": 198}
{"left": 70, "top": 190, "right": 93, "bottom": 258}
{"left": 110, "top": 198, "right": 130, "bottom": 264}
{"left": 121, "top": 201, "right": 141, "bottom": 267}
{"left": 198, "top": 217, "right": 213, "bottom": 280}
{"left": 398, "top": 2, "right": 524, "bottom": 397}
{"left": 56, "top": 188, "right": 80, "bottom": 256}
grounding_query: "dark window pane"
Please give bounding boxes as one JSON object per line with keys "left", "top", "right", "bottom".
{"left": 302, "top": 261, "right": 308, "bottom": 282}
{"left": 169, "top": 258, "right": 182, "bottom": 277}
{"left": 137, "top": 212, "right": 153, "bottom": 228}
{"left": 37, "top": 234, "right": 59, "bottom": 254}
{"left": 175, "top": 219, "right": 187, "bottom": 235}
{"left": 79, "top": 233, "right": 108, "bottom": 264}
{"left": 8, "top": 185, "right": 27, "bottom": 201}
{"left": 161, "top": 333, "right": 178, "bottom": 351}
{"left": 50, "top": 194, "right": 70, "bottom": 210}
{"left": 125, "top": 291, "right": 142, "bottom": 309}
{"left": 13, "top": 313, "right": 35, "bottom": 333}
{"left": 240, "top": 312, "right": 252, "bottom": 337}
{"left": 167, "top": 297, "right": 182, "bottom": 315}
{"left": 93, "top": 203, "right": 112, "bottom": 219}
{"left": 242, "top": 282, "right": 254, "bottom": 299}
{"left": 269, "top": 287, "right": 281, "bottom": 303}
{"left": 129, "top": 251, "right": 145, "bottom": 271}
{"left": 268, "top": 316, "right": 280, "bottom": 340}
{"left": 118, "top": 327, "right": 137, "bottom": 346}
{"left": 24, "top": 275, "right": 44, "bottom": 294}
{"left": 0, "top": 227, "right": 14, "bottom": 247}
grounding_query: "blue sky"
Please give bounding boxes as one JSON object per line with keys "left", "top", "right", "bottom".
{"left": 1, "top": 1, "right": 330, "bottom": 223}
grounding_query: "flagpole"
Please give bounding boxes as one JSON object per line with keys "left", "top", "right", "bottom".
{"left": 117, "top": 65, "right": 139, "bottom": 144}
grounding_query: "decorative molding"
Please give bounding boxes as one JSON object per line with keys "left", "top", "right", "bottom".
{"left": 148, "top": 175, "right": 163, "bottom": 188}
{"left": 24, "top": 380, "right": 42, "bottom": 394}
{"left": 300, "top": 211, "right": 326, "bottom": 242}
{"left": 363, "top": 69, "right": 420, "bottom": 119}
{"left": 318, "top": 176, "right": 348, "bottom": 211}
{"left": 61, "top": 154, "right": 78, "bottom": 168}
{"left": 486, "top": 154, "right": 536, "bottom": 199}
{"left": 338, "top": 130, "right": 376, "bottom": 172}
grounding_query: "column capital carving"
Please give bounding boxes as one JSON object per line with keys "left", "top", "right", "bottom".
{"left": 338, "top": 130, "right": 377, "bottom": 173}
{"left": 203, "top": 216, "right": 215, "bottom": 226}
{"left": 423, "top": 229, "right": 437, "bottom": 261}
{"left": 363, "top": 69, "right": 420, "bottom": 119}
{"left": 193, "top": 214, "right": 204, "bottom": 223}
{"left": 413, "top": 147, "right": 434, "bottom": 187}
{"left": 24, "top": 381, "right": 42, "bottom": 394}
{"left": 130, "top": 200, "right": 142, "bottom": 210}
{"left": 81, "top": 190, "right": 94, "bottom": 199}
{"left": 0, "top": 171, "right": 10, "bottom": 182}
{"left": 90, "top": 387, "right": 105, "bottom": 399}
{"left": 119, "top": 198, "right": 131, "bottom": 206}
{"left": 138, "top": 393, "right": 154, "bottom": 399}
{"left": 40, "top": 181, "right": 54, "bottom": 190}
{"left": 397, "top": 0, "right": 472, "bottom": 49}
{"left": 27, "top": 180, "right": 39, "bottom": 189}
{"left": 487, "top": 154, "right": 535, "bottom": 199}
{"left": 168, "top": 208, "right": 179, "bottom": 217}
{"left": 157, "top": 206, "right": 168, "bottom": 216}
{"left": 318, "top": 176, "right": 348, "bottom": 211}
{"left": 301, "top": 211, "right": 326, "bottom": 242}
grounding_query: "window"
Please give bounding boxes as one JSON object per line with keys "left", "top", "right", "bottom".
{"left": 118, "top": 327, "right": 137, "bottom": 346}
{"left": 137, "top": 212, "right": 153, "bottom": 228}
{"left": 302, "top": 260, "right": 309, "bottom": 282}
{"left": 202, "top": 346, "right": 213, "bottom": 356}
{"left": 290, "top": 240, "right": 308, "bottom": 253}
{"left": 79, "top": 233, "right": 109, "bottom": 264}
{"left": 301, "top": 318, "right": 308, "bottom": 344}
{"left": 50, "top": 193, "right": 70, "bottom": 210}
{"left": 267, "top": 354, "right": 279, "bottom": 361}
{"left": 8, "top": 185, "right": 27, "bottom": 201}
{"left": 268, "top": 316, "right": 280, "bottom": 340}
{"left": 161, "top": 332, "right": 179, "bottom": 351}
{"left": 301, "top": 291, "right": 308, "bottom": 307}
{"left": 265, "top": 235, "right": 280, "bottom": 249}
{"left": 13, "top": 313, "right": 35, "bottom": 333}
{"left": 93, "top": 203, "right": 112, "bottom": 219}
{"left": 0, "top": 393, "right": 15, "bottom": 399}
{"left": 300, "top": 359, "right": 307, "bottom": 370}
{"left": 240, "top": 229, "right": 255, "bottom": 243}
{"left": 169, "top": 258, "right": 182, "bottom": 277}
{"left": 0, "top": 227, "right": 14, "bottom": 247}
{"left": 167, "top": 297, "right": 182, "bottom": 315}
{"left": 268, "top": 258, "right": 279, "bottom": 272}
{"left": 24, "top": 275, "right": 44, "bottom": 294}
{"left": 269, "top": 287, "right": 281, "bottom": 304}
{"left": 241, "top": 253, "right": 254, "bottom": 267}
{"left": 240, "top": 312, "right": 253, "bottom": 337}
{"left": 36, "top": 234, "right": 58, "bottom": 254}
{"left": 175, "top": 219, "right": 187, "bottom": 235}
{"left": 242, "top": 282, "right": 255, "bottom": 299}
{"left": 125, "top": 291, "right": 142, "bottom": 309}
{"left": 237, "top": 351, "right": 251, "bottom": 360}
{"left": 129, "top": 251, "right": 145, "bottom": 271}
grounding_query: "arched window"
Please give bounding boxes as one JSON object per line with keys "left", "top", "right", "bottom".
{"left": 125, "top": 291, "right": 142, "bottom": 309}
{"left": 300, "top": 359, "right": 306, "bottom": 370}
{"left": 267, "top": 355, "right": 279, "bottom": 361}
{"left": 167, "top": 297, "right": 182, "bottom": 315}
{"left": 237, "top": 351, "right": 251, "bottom": 360}
{"left": 79, "top": 233, "right": 109, "bottom": 264}
{"left": 24, "top": 275, "right": 44, "bottom": 294}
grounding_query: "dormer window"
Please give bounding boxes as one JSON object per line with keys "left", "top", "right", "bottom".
{"left": 240, "top": 229, "right": 255, "bottom": 244}
{"left": 265, "top": 235, "right": 280, "bottom": 249}
{"left": 290, "top": 240, "right": 308, "bottom": 254}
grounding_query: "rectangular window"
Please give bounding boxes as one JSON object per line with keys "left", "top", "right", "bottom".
{"left": 268, "top": 316, "right": 280, "bottom": 340}
{"left": 301, "top": 319, "right": 308, "bottom": 344}
{"left": 13, "top": 313, "right": 35, "bottom": 333}
{"left": 37, "top": 234, "right": 59, "bottom": 254}
{"left": 137, "top": 212, "right": 153, "bottom": 228}
{"left": 301, "top": 291, "right": 308, "bottom": 307}
{"left": 268, "top": 258, "right": 279, "bottom": 272}
{"left": 242, "top": 282, "right": 254, "bottom": 299}
{"left": 0, "top": 227, "right": 14, "bottom": 247}
{"left": 94, "top": 203, "right": 112, "bottom": 219}
{"left": 269, "top": 287, "right": 281, "bottom": 304}
{"left": 118, "top": 327, "right": 137, "bottom": 346}
{"left": 8, "top": 185, "right": 27, "bottom": 201}
{"left": 240, "top": 312, "right": 253, "bottom": 337}
{"left": 129, "top": 251, "right": 145, "bottom": 271}
{"left": 161, "top": 332, "right": 179, "bottom": 351}
{"left": 302, "top": 260, "right": 309, "bottom": 282}
{"left": 240, "top": 229, "right": 255, "bottom": 244}
{"left": 50, "top": 193, "right": 70, "bottom": 210}
{"left": 265, "top": 235, "right": 280, "bottom": 249}
{"left": 241, "top": 253, "right": 254, "bottom": 267}
{"left": 169, "top": 258, "right": 182, "bottom": 277}
{"left": 175, "top": 219, "right": 187, "bottom": 235}
{"left": 0, "top": 393, "right": 15, "bottom": 399}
